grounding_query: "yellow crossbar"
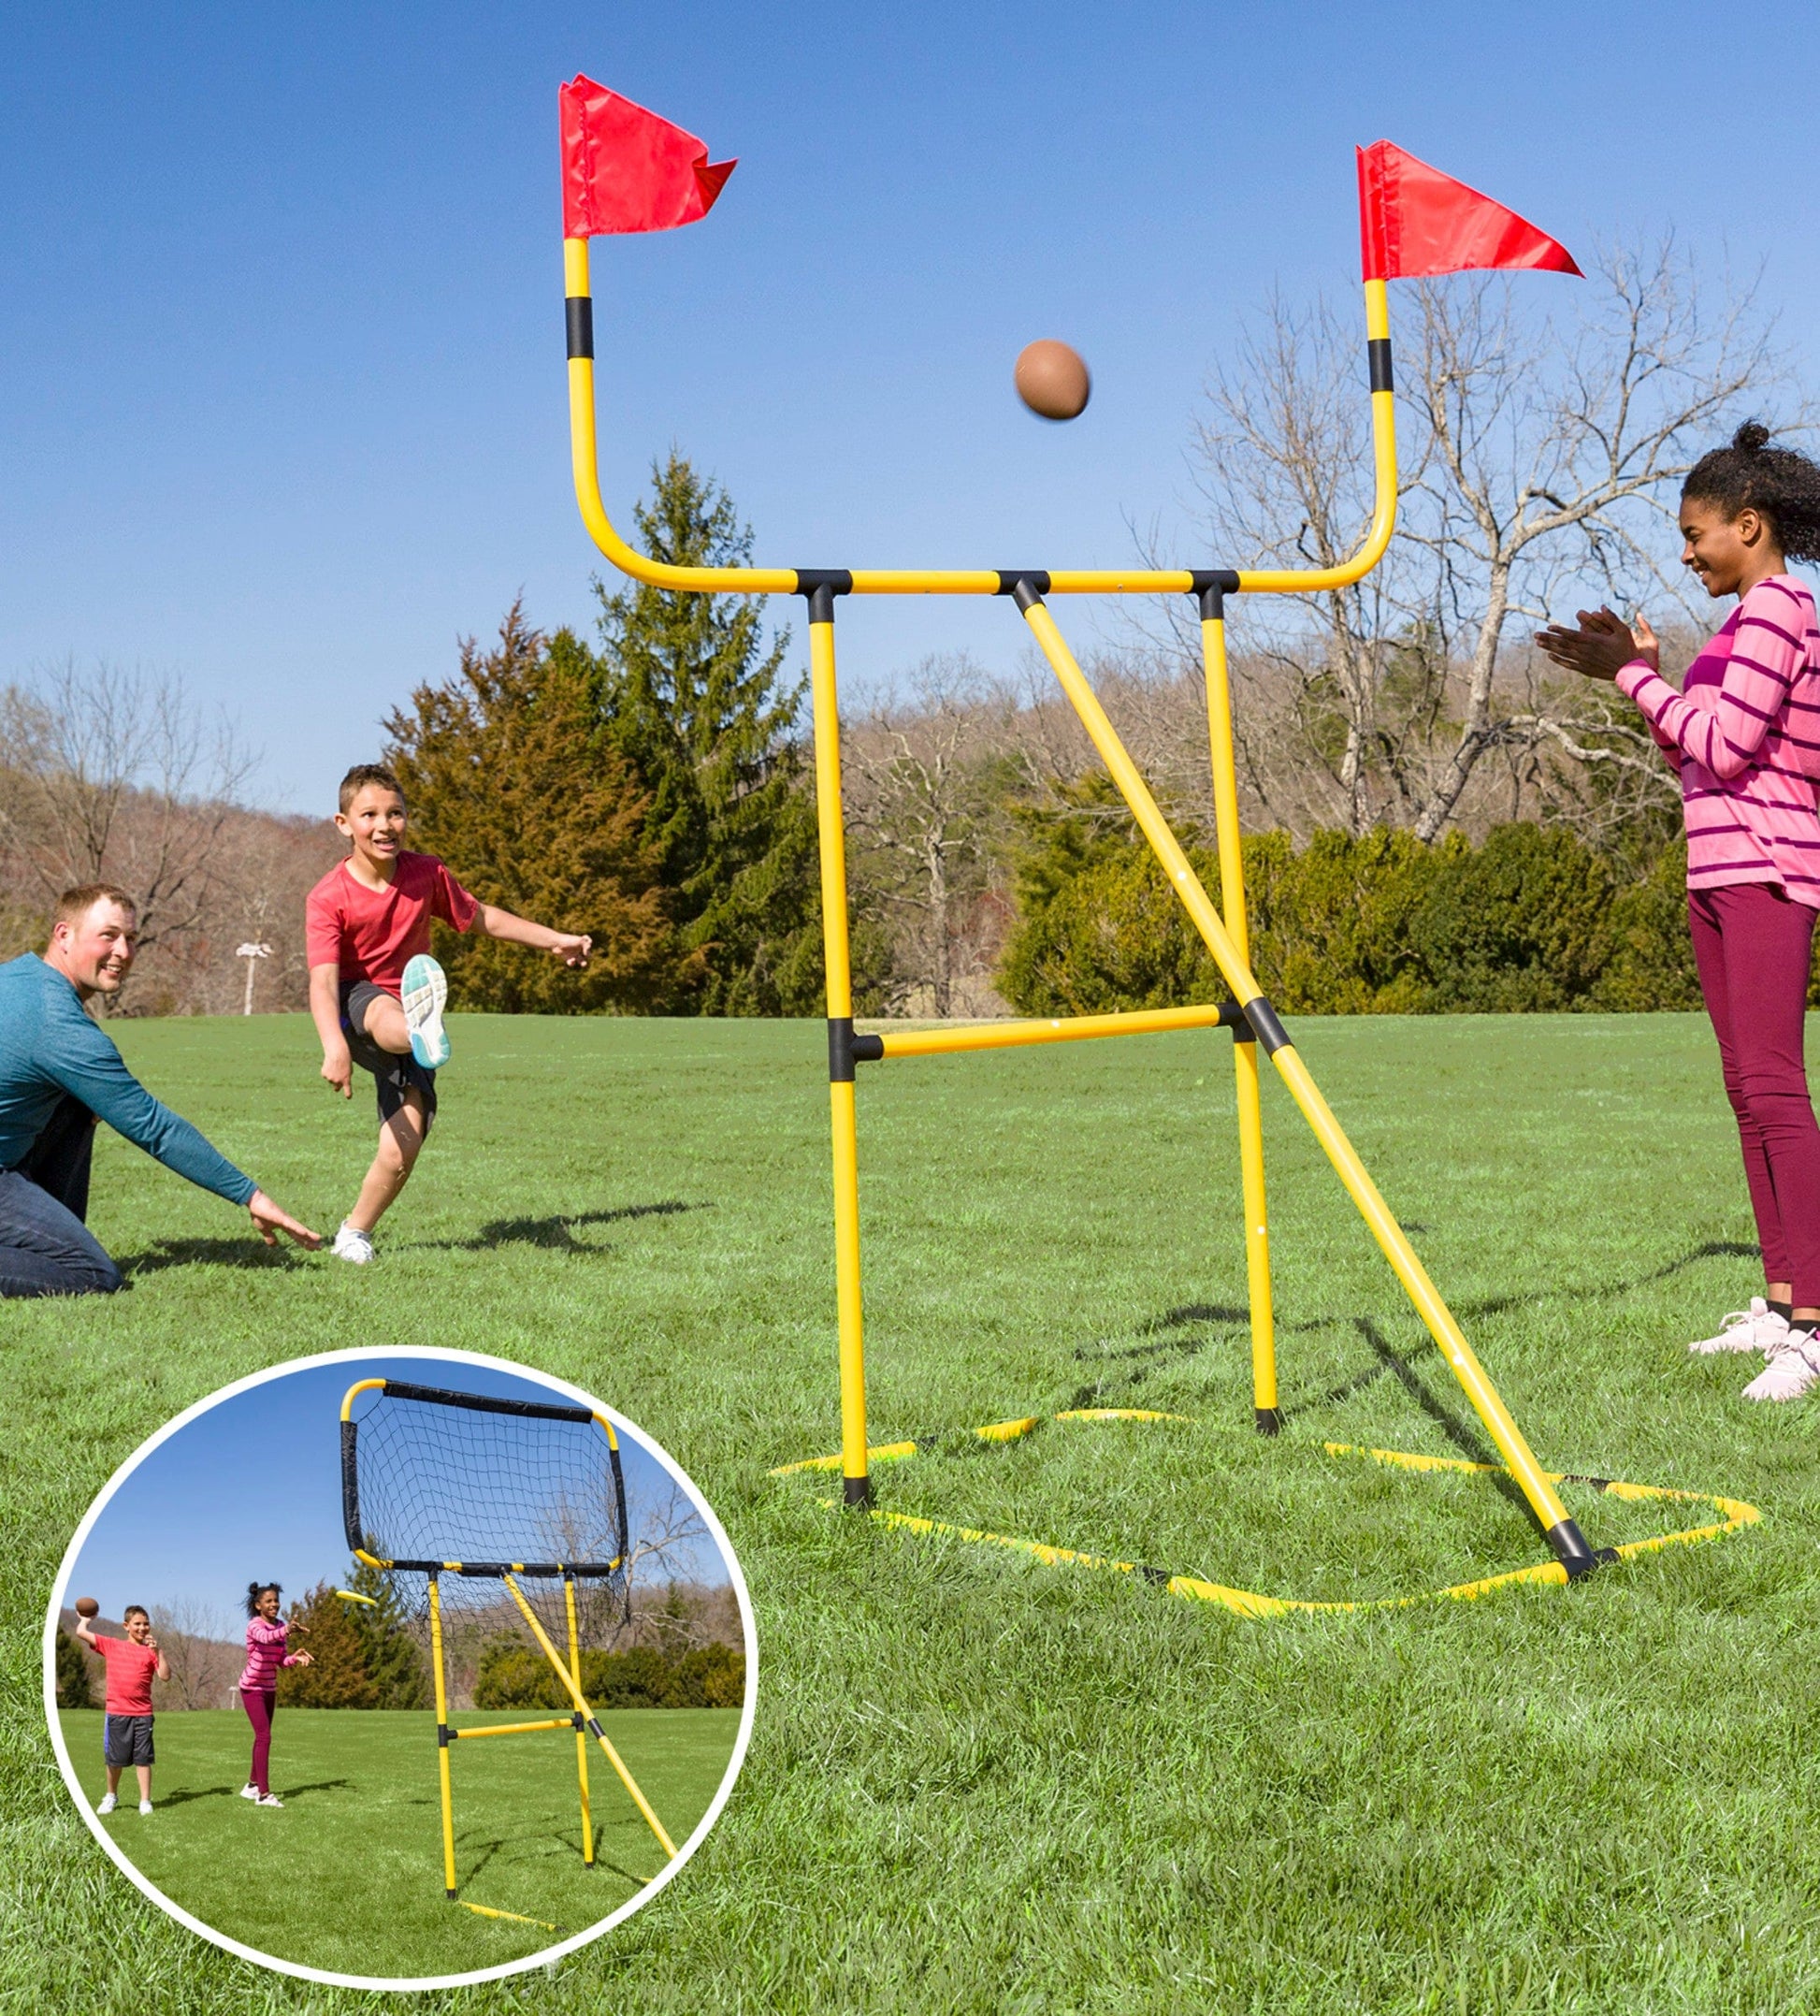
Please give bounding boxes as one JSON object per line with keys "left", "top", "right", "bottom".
{"left": 869, "top": 1002, "right": 1239, "bottom": 1059}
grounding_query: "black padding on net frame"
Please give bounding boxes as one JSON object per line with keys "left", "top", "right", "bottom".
{"left": 342, "top": 1382, "right": 628, "bottom": 1599}
{"left": 379, "top": 1378, "right": 594, "bottom": 1424}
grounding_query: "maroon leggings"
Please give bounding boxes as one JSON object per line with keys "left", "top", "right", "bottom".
{"left": 240, "top": 1687, "right": 276, "bottom": 1795}
{"left": 1688, "top": 883, "right": 1820, "bottom": 1304}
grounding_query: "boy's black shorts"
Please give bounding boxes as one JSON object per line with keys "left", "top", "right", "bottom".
{"left": 339, "top": 982, "right": 438, "bottom": 1133}
{"left": 103, "top": 1714, "right": 154, "bottom": 1767}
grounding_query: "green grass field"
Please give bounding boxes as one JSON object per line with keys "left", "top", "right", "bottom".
{"left": 55, "top": 1704, "right": 739, "bottom": 1978}
{"left": 7, "top": 1009, "right": 1820, "bottom": 2011}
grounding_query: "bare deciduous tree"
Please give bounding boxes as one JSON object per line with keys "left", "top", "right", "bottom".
{"left": 1182, "top": 239, "right": 1795, "bottom": 844}
{"left": 845, "top": 654, "right": 1018, "bottom": 1016}
{"left": 149, "top": 1598, "right": 241, "bottom": 1711}
{"left": 0, "top": 659, "right": 257, "bottom": 950}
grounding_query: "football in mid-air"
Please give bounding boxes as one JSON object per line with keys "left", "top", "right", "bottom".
{"left": 1014, "top": 340, "right": 1091, "bottom": 421}
{"left": 74, "top": 1596, "right": 100, "bottom": 1617}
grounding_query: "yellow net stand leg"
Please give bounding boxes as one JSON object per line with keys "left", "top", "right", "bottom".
{"left": 565, "top": 1574, "right": 594, "bottom": 1867}
{"left": 1198, "top": 585, "right": 1279, "bottom": 1432}
{"left": 1011, "top": 581, "right": 1608, "bottom": 1578}
{"left": 501, "top": 1574, "right": 678, "bottom": 1861}
{"left": 428, "top": 1575, "right": 459, "bottom": 1898}
{"left": 807, "top": 585, "right": 872, "bottom": 1509}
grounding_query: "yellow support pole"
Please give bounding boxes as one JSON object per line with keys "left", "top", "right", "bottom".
{"left": 501, "top": 1575, "right": 678, "bottom": 1861}
{"left": 872, "top": 1001, "right": 1244, "bottom": 1059}
{"left": 428, "top": 1576, "right": 459, "bottom": 1899}
{"left": 1198, "top": 595, "right": 1279, "bottom": 1431}
{"left": 807, "top": 589, "right": 871, "bottom": 1508}
{"left": 565, "top": 1574, "right": 594, "bottom": 1868}
{"left": 447, "top": 1718, "right": 577, "bottom": 1739}
{"left": 1012, "top": 585, "right": 1600, "bottom": 1574}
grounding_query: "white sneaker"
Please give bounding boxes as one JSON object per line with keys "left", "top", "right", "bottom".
{"left": 239, "top": 1783, "right": 259, "bottom": 1801}
{"left": 1743, "top": 1329, "right": 1820, "bottom": 1402}
{"left": 1690, "top": 1298, "right": 1789, "bottom": 1356}
{"left": 400, "top": 954, "right": 451, "bottom": 1069}
{"left": 254, "top": 1792, "right": 284, "bottom": 1808}
{"left": 138, "top": 1800, "right": 153, "bottom": 1816}
{"left": 332, "top": 1222, "right": 374, "bottom": 1265}
{"left": 96, "top": 1793, "right": 117, "bottom": 1815}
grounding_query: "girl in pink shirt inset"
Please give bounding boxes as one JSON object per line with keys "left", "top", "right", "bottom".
{"left": 1539, "top": 424, "right": 1820, "bottom": 1398}
{"left": 237, "top": 1581, "right": 312, "bottom": 1806}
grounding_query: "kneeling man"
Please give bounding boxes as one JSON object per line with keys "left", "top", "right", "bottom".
{"left": 0, "top": 885, "right": 320, "bottom": 1297}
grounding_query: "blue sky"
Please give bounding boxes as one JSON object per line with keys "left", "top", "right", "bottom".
{"left": 5, "top": 3, "right": 1819, "bottom": 811}
{"left": 63, "top": 1355, "right": 729, "bottom": 1628}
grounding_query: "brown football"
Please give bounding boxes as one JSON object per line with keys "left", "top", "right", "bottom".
{"left": 1014, "top": 340, "right": 1091, "bottom": 421}
{"left": 74, "top": 1596, "right": 100, "bottom": 1617}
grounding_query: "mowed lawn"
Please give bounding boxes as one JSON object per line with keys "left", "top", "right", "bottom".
{"left": 7, "top": 1010, "right": 1820, "bottom": 2011}
{"left": 56, "top": 1704, "right": 740, "bottom": 1978}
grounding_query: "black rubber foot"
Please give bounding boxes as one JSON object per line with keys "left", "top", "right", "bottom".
{"left": 445, "top": 1889, "right": 457, "bottom": 1901}
{"left": 1254, "top": 1407, "right": 1283, "bottom": 1436}
{"left": 843, "top": 1473, "right": 873, "bottom": 1509}
{"left": 1546, "top": 1518, "right": 1619, "bottom": 1580}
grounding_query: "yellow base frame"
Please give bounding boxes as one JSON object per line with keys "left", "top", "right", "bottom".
{"left": 772, "top": 1411, "right": 1759, "bottom": 1617}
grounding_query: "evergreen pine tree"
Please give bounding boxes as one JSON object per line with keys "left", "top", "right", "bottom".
{"left": 55, "top": 1627, "right": 94, "bottom": 1708}
{"left": 592, "top": 454, "right": 831, "bottom": 1013}
{"left": 384, "top": 601, "right": 691, "bottom": 1012}
{"left": 276, "top": 1584, "right": 376, "bottom": 1708}
{"left": 344, "top": 1549, "right": 430, "bottom": 1710}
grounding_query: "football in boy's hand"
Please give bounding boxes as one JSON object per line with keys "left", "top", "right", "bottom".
{"left": 74, "top": 1596, "right": 99, "bottom": 1617}
{"left": 1015, "top": 340, "right": 1091, "bottom": 421}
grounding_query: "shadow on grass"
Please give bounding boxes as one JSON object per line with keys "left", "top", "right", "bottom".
{"left": 1062, "top": 1239, "right": 1760, "bottom": 1421}
{"left": 117, "top": 1239, "right": 313, "bottom": 1279}
{"left": 460, "top": 1830, "right": 643, "bottom": 1902}
{"left": 422, "top": 1200, "right": 708, "bottom": 1255}
{"left": 157, "top": 1777, "right": 350, "bottom": 1809}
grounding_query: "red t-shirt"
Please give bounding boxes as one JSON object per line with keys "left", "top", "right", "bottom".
{"left": 94, "top": 1634, "right": 161, "bottom": 1715}
{"left": 305, "top": 852, "right": 480, "bottom": 994}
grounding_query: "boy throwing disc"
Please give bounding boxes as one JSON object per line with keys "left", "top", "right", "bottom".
{"left": 306, "top": 763, "right": 593, "bottom": 1262}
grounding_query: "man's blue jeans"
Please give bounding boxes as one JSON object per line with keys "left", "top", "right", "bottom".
{"left": 0, "top": 1095, "right": 122, "bottom": 1298}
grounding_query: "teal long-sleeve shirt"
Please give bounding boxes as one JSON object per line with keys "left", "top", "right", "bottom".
{"left": 0, "top": 954, "right": 256, "bottom": 1205}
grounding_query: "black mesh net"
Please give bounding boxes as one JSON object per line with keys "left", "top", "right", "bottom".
{"left": 342, "top": 1379, "right": 629, "bottom": 1651}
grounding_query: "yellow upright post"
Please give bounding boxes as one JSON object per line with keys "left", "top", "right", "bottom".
{"left": 1198, "top": 584, "right": 1279, "bottom": 1432}
{"left": 564, "top": 1574, "right": 594, "bottom": 1867}
{"left": 428, "top": 1575, "right": 459, "bottom": 1898}
{"left": 806, "top": 582, "right": 871, "bottom": 1507}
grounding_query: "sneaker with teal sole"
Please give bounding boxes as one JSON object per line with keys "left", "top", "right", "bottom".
{"left": 400, "top": 954, "right": 451, "bottom": 1069}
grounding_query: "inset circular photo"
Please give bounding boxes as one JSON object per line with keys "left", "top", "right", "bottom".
{"left": 45, "top": 1347, "right": 755, "bottom": 1990}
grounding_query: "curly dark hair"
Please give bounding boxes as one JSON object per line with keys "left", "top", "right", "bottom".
{"left": 245, "top": 1581, "right": 282, "bottom": 1617}
{"left": 1683, "top": 422, "right": 1820, "bottom": 563}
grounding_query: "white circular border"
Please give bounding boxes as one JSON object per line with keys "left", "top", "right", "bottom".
{"left": 42, "top": 1343, "right": 759, "bottom": 1993}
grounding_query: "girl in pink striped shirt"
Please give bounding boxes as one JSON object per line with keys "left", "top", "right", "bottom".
{"left": 237, "top": 1581, "right": 311, "bottom": 1807}
{"left": 1539, "top": 424, "right": 1820, "bottom": 1399}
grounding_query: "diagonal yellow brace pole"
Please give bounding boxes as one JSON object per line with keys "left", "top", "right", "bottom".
{"left": 1013, "top": 583, "right": 1599, "bottom": 1574}
{"left": 501, "top": 1574, "right": 678, "bottom": 1860}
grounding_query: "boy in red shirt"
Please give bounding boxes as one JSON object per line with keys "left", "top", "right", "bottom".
{"left": 305, "top": 764, "right": 592, "bottom": 1263}
{"left": 76, "top": 1603, "right": 169, "bottom": 1815}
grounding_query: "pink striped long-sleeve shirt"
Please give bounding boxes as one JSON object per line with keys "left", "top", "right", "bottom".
{"left": 1615, "top": 574, "right": 1820, "bottom": 905}
{"left": 238, "top": 1615, "right": 302, "bottom": 1692}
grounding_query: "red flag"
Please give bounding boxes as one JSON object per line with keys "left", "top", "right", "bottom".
{"left": 559, "top": 76, "right": 736, "bottom": 238}
{"left": 1356, "top": 141, "right": 1581, "bottom": 283}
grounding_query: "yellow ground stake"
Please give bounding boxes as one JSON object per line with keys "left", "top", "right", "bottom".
{"left": 772, "top": 1414, "right": 1758, "bottom": 1617}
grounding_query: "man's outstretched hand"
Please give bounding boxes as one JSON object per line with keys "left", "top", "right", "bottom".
{"left": 549, "top": 933, "right": 592, "bottom": 968}
{"left": 248, "top": 1190, "right": 323, "bottom": 1250}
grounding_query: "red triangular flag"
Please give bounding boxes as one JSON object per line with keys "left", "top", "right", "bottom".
{"left": 559, "top": 76, "right": 736, "bottom": 238}
{"left": 1356, "top": 141, "right": 1581, "bottom": 283}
